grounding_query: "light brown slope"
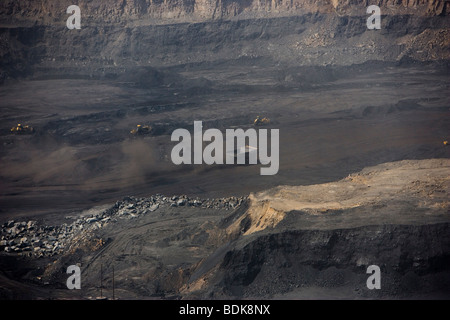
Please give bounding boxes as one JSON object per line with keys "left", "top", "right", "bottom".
{"left": 226, "top": 158, "right": 450, "bottom": 236}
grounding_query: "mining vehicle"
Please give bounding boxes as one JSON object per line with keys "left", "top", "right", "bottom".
{"left": 10, "top": 123, "right": 34, "bottom": 134}
{"left": 254, "top": 116, "right": 270, "bottom": 126}
{"left": 130, "top": 124, "right": 152, "bottom": 135}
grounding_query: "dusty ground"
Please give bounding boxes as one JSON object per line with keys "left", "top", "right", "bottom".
{"left": 0, "top": 61, "right": 449, "bottom": 221}
{"left": 0, "top": 0, "right": 449, "bottom": 302}
{"left": 179, "top": 158, "right": 450, "bottom": 299}
{"left": 0, "top": 30, "right": 449, "bottom": 300}
{"left": 0, "top": 158, "right": 448, "bottom": 300}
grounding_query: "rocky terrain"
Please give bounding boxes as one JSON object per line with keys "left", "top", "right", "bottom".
{"left": 0, "top": 195, "right": 246, "bottom": 258}
{"left": 0, "top": 159, "right": 449, "bottom": 299}
{"left": 0, "top": 0, "right": 449, "bottom": 82}
{"left": 0, "top": 0, "right": 449, "bottom": 300}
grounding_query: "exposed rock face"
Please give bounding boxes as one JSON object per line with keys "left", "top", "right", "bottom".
{"left": 0, "top": 0, "right": 449, "bottom": 82}
{"left": 2, "top": 159, "right": 447, "bottom": 299}
{"left": 0, "top": 1, "right": 449, "bottom": 300}
{"left": 330, "top": 0, "right": 449, "bottom": 16}
{"left": 1, "top": 0, "right": 448, "bottom": 26}
{"left": 180, "top": 159, "right": 450, "bottom": 299}
{"left": 230, "top": 158, "right": 450, "bottom": 236}
{"left": 0, "top": 194, "right": 246, "bottom": 258}
{"left": 210, "top": 223, "right": 450, "bottom": 298}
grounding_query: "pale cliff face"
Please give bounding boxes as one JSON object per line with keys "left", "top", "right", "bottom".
{"left": 0, "top": 0, "right": 448, "bottom": 80}
{"left": 1, "top": 0, "right": 448, "bottom": 26}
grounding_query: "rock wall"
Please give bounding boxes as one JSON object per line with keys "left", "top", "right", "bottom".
{"left": 0, "top": 1, "right": 449, "bottom": 81}
{"left": 1, "top": 0, "right": 448, "bottom": 27}
{"left": 210, "top": 223, "right": 450, "bottom": 298}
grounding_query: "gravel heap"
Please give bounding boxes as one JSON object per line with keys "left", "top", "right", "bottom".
{"left": 0, "top": 194, "right": 247, "bottom": 258}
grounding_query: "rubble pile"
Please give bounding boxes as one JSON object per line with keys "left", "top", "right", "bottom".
{"left": 0, "top": 220, "right": 69, "bottom": 257}
{"left": 0, "top": 194, "right": 247, "bottom": 258}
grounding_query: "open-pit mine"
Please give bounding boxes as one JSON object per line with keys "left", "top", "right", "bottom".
{"left": 0, "top": 0, "right": 449, "bottom": 300}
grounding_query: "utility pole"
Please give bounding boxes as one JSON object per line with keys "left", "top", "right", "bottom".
{"left": 112, "top": 265, "right": 115, "bottom": 300}
{"left": 100, "top": 263, "right": 103, "bottom": 298}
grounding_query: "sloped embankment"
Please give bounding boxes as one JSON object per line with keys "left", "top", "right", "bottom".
{"left": 183, "top": 159, "right": 450, "bottom": 298}
{"left": 2, "top": 159, "right": 448, "bottom": 299}
{"left": 210, "top": 223, "right": 450, "bottom": 298}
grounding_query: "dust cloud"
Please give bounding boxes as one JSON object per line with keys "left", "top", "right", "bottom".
{"left": 0, "top": 137, "right": 170, "bottom": 193}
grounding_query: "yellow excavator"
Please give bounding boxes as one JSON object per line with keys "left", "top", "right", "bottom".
{"left": 10, "top": 123, "right": 34, "bottom": 134}
{"left": 254, "top": 116, "right": 270, "bottom": 126}
{"left": 130, "top": 124, "right": 152, "bottom": 135}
